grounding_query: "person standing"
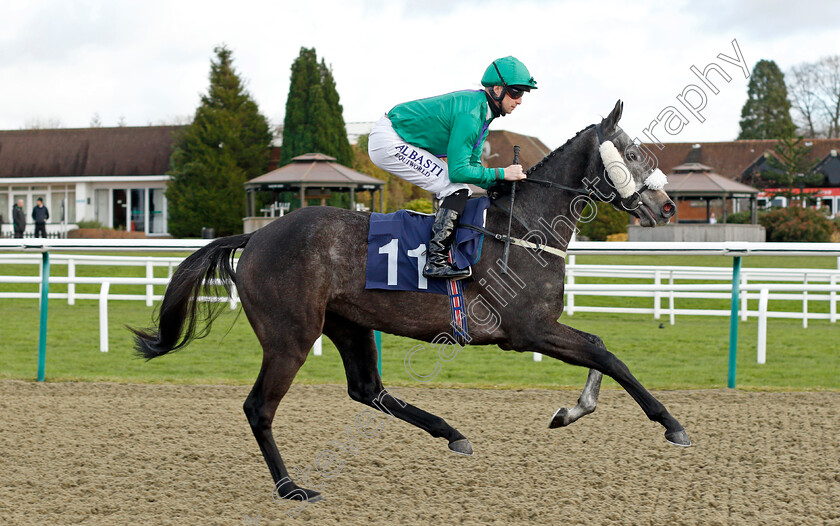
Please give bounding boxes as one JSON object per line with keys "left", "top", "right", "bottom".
{"left": 13, "top": 199, "right": 26, "bottom": 238}
{"left": 32, "top": 197, "right": 49, "bottom": 238}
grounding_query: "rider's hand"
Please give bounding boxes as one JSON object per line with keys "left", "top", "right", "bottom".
{"left": 503, "top": 164, "right": 526, "bottom": 181}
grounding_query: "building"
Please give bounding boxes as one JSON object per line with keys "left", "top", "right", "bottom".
{"left": 0, "top": 123, "right": 552, "bottom": 236}
{"left": 0, "top": 126, "right": 178, "bottom": 236}
{"left": 644, "top": 138, "right": 840, "bottom": 219}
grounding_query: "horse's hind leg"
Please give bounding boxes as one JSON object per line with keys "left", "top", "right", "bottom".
{"left": 549, "top": 327, "right": 605, "bottom": 428}
{"left": 243, "top": 336, "right": 322, "bottom": 504}
{"left": 526, "top": 320, "right": 691, "bottom": 447}
{"left": 323, "top": 312, "right": 473, "bottom": 455}
{"left": 550, "top": 369, "right": 602, "bottom": 428}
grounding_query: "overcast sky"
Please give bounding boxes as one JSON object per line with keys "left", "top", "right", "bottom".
{"left": 2, "top": 0, "right": 838, "bottom": 149}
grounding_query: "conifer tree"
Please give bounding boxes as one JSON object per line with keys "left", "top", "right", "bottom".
{"left": 761, "top": 136, "right": 822, "bottom": 204}
{"left": 738, "top": 59, "right": 796, "bottom": 140}
{"left": 280, "top": 47, "right": 353, "bottom": 166}
{"left": 167, "top": 45, "right": 272, "bottom": 237}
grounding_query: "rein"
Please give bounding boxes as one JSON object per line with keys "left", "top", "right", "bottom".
{"left": 487, "top": 122, "right": 620, "bottom": 270}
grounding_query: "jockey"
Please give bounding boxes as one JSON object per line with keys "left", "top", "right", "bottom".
{"left": 369, "top": 56, "right": 536, "bottom": 280}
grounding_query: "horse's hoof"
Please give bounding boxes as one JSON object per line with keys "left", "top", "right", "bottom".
{"left": 665, "top": 429, "right": 692, "bottom": 447}
{"left": 274, "top": 481, "right": 323, "bottom": 503}
{"left": 549, "top": 407, "right": 571, "bottom": 428}
{"left": 449, "top": 438, "right": 473, "bottom": 456}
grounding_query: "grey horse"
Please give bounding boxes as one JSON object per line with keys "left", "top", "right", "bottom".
{"left": 132, "top": 100, "right": 689, "bottom": 504}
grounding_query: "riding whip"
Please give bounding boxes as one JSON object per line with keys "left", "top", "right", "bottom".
{"left": 501, "top": 145, "right": 520, "bottom": 274}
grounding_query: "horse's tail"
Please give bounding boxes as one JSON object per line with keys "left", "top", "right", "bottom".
{"left": 130, "top": 232, "right": 253, "bottom": 360}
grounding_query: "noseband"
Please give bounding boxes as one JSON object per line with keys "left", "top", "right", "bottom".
{"left": 512, "top": 124, "right": 665, "bottom": 211}
{"left": 485, "top": 122, "right": 668, "bottom": 272}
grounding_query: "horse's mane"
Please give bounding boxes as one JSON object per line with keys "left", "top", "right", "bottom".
{"left": 526, "top": 124, "right": 595, "bottom": 175}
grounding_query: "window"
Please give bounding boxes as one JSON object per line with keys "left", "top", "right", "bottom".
{"left": 51, "top": 191, "right": 66, "bottom": 222}
{"left": 149, "top": 188, "right": 166, "bottom": 234}
{"left": 95, "top": 189, "right": 109, "bottom": 226}
{"left": 0, "top": 195, "right": 8, "bottom": 226}
{"left": 130, "top": 189, "right": 146, "bottom": 232}
{"left": 67, "top": 191, "right": 76, "bottom": 223}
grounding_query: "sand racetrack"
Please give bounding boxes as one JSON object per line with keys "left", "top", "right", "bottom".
{"left": 1, "top": 380, "right": 838, "bottom": 525}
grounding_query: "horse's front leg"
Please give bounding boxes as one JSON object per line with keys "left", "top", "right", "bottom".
{"left": 523, "top": 321, "right": 691, "bottom": 447}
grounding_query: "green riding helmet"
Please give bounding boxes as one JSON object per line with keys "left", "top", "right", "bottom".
{"left": 481, "top": 56, "right": 537, "bottom": 90}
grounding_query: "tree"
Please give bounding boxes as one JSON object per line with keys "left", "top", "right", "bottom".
{"left": 788, "top": 55, "right": 840, "bottom": 138}
{"left": 577, "top": 201, "right": 628, "bottom": 241}
{"left": 167, "top": 45, "right": 272, "bottom": 237}
{"left": 761, "top": 136, "right": 822, "bottom": 204}
{"left": 815, "top": 55, "right": 840, "bottom": 138}
{"left": 759, "top": 207, "right": 834, "bottom": 242}
{"left": 22, "top": 117, "right": 63, "bottom": 129}
{"left": 737, "top": 59, "right": 795, "bottom": 140}
{"left": 280, "top": 47, "right": 353, "bottom": 166}
{"left": 788, "top": 62, "right": 822, "bottom": 137}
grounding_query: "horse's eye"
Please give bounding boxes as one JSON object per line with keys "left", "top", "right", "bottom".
{"left": 627, "top": 152, "right": 638, "bottom": 162}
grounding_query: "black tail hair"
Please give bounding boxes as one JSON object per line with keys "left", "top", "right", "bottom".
{"left": 130, "top": 233, "right": 252, "bottom": 360}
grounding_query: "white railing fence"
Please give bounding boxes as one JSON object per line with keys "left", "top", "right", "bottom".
{"left": 564, "top": 257, "right": 840, "bottom": 327}
{"left": 1, "top": 252, "right": 837, "bottom": 362}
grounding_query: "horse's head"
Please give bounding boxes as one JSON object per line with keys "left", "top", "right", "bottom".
{"left": 588, "top": 100, "right": 675, "bottom": 226}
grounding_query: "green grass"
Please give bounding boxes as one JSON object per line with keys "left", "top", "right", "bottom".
{"left": 1, "top": 254, "right": 837, "bottom": 390}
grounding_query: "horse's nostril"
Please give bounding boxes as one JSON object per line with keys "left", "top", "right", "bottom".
{"left": 662, "top": 202, "right": 675, "bottom": 217}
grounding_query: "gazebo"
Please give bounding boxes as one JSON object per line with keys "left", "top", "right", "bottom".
{"left": 664, "top": 163, "right": 760, "bottom": 224}
{"left": 243, "top": 153, "right": 385, "bottom": 229}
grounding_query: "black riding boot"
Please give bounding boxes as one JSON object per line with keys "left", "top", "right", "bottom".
{"left": 423, "top": 207, "right": 472, "bottom": 280}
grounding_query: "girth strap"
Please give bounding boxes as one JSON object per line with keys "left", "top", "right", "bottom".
{"left": 459, "top": 223, "right": 567, "bottom": 260}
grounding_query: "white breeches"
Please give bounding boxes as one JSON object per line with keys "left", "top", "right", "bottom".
{"left": 368, "top": 115, "right": 471, "bottom": 200}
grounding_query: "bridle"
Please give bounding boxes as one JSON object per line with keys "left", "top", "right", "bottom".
{"left": 517, "top": 124, "right": 643, "bottom": 212}
{"left": 477, "top": 123, "right": 663, "bottom": 272}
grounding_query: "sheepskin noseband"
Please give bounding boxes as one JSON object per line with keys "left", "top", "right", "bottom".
{"left": 643, "top": 168, "right": 668, "bottom": 190}
{"left": 598, "top": 140, "right": 635, "bottom": 198}
{"left": 599, "top": 140, "right": 669, "bottom": 197}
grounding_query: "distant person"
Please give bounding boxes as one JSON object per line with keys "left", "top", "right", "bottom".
{"left": 32, "top": 198, "right": 49, "bottom": 238}
{"left": 13, "top": 199, "right": 26, "bottom": 238}
{"left": 709, "top": 212, "right": 717, "bottom": 224}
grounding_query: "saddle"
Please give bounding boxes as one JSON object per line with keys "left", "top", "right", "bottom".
{"left": 365, "top": 197, "right": 490, "bottom": 294}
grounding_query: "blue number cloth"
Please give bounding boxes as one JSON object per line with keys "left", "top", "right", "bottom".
{"left": 365, "top": 197, "right": 490, "bottom": 294}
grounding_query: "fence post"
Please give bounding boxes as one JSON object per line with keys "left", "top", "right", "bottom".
{"left": 740, "top": 274, "right": 748, "bottom": 321}
{"left": 99, "top": 282, "right": 111, "bottom": 352}
{"left": 313, "top": 336, "right": 322, "bottom": 356}
{"left": 375, "top": 331, "right": 382, "bottom": 374}
{"left": 653, "top": 270, "right": 661, "bottom": 320}
{"left": 802, "top": 273, "right": 808, "bottom": 329}
{"left": 757, "top": 288, "right": 769, "bottom": 364}
{"left": 37, "top": 251, "right": 50, "bottom": 382}
{"left": 566, "top": 255, "right": 575, "bottom": 316}
{"left": 68, "top": 258, "right": 75, "bottom": 305}
{"left": 146, "top": 261, "right": 154, "bottom": 307}
{"left": 831, "top": 275, "right": 837, "bottom": 323}
{"left": 727, "top": 256, "right": 742, "bottom": 389}
{"left": 668, "top": 271, "right": 675, "bottom": 325}
{"left": 230, "top": 280, "right": 238, "bottom": 310}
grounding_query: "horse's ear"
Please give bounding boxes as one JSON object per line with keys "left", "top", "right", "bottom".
{"left": 601, "top": 99, "right": 624, "bottom": 133}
